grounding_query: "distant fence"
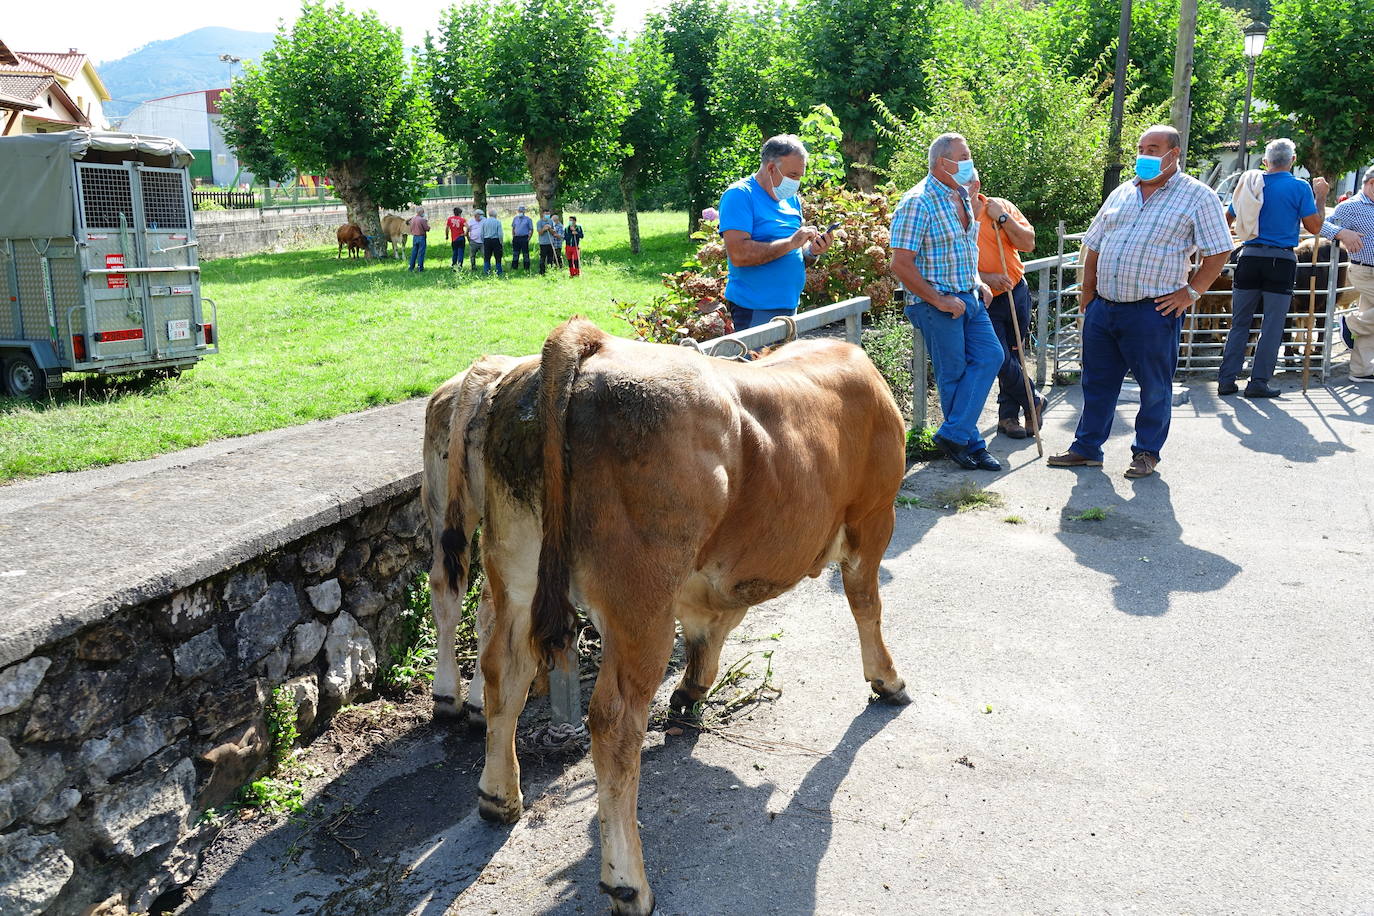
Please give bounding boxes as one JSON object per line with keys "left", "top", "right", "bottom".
{"left": 257, "top": 182, "right": 535, "bottom": 209}
{"left": 191, "top": 189, "right": 257, "bottom": 210}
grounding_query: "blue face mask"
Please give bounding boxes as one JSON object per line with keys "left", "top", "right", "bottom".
{"left": 1135, "top": 154, "right": 1165, "bottom": 181}
{"left": 953, "top": 159, "right": 976, "bottom": 186}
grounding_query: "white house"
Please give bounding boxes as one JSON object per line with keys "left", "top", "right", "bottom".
{"left": 117, "top": 88, "right": 248, "bottom": 186}
{"left": 0, "top": 40, "right": 111, "bottom": 135}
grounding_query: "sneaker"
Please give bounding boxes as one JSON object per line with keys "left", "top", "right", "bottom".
{"left": 1340, "top": 315, "right": 1354, "bottom": 349}
{"left": 1217, "top": 379, "right": 1239, "bottom": 396}
{"left": 1124, "top": 453, "right": 1158, "bottom": 479}
{"left": 1243, "top": 382, "right": 1282, "bottom": 398}
{"left": 1047, "top": 450, "right": 1103, "bottom": 468}
{"left": 1350, "top": 374, "right": 1374, "bottom": 384}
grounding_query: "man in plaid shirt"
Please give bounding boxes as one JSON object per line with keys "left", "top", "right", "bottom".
{"left": 889, "top": 133, "right": 1001, "bottom": 471}
{"left": 1049, "top": 125, "right": 1232, "bottom": 479}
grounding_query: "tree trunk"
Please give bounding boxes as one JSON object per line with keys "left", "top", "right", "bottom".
{"left": 524, "top": 138, "right": 561, "bottom": 217}
{"left": 841, "top": 136, "right": 878, "bottom": 192}
{"left": 687, "top": 131, "right": 705, "bottom": 235}
{"left": 471, "top": 166, "right": 489, "bottom": 212}
{"left": 329, "top": 159, "right": 382, "bottom": 259}
{"left": 621, "top": 162, "right": 642, "bottom": 255}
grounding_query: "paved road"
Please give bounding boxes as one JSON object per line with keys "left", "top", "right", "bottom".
{"left": 180, "top": 377, "right": 1374, "bottom": 916}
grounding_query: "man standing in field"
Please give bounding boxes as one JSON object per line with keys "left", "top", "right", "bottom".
{"left": 511, "top": 206, "right": 534, "bottom": 271}
{"left": 482, "top": 206, "right": 505, "bottom": 277}
{"left": 1049, "top": 125, "right": 1231, "bottom": 478}
{"left": 888, "top": 132, "right": 1001, "bottom": 471}
{"left": 537, "top": 209, "right": 557, "bottom": 275}
{"left": 446, "top": 207, "right": 468, "bottom": 270}
{"left": 467, "top": 209, "right": 484, "bottom": 270}
{"left": 717, "top": 134, "right": 833, "bottom": 330}
{"left": 407, "top": 206, "right": 430, "bottom": 272}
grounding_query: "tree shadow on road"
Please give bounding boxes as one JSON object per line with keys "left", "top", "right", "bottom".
{"left": 1054, "top": 471, "right": 1240, "bottom": 617}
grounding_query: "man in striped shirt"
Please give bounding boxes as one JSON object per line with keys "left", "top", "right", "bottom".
{"left": 1048, "top": 125, "right": 1232, "bottom": 479}
{"left": 1321, "top": 170, "right": 1374, "bottom": 382}
{"left": 889, "top": 133, "right": 1001, "bottom": 471}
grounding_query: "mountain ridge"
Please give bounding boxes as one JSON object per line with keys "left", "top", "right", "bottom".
{"left": 99, "top": 26, "right": 274, "bottom": 120}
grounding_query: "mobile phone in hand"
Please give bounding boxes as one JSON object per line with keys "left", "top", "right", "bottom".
{"left": 823, "top": 221, "right": 841, "bottom": 234}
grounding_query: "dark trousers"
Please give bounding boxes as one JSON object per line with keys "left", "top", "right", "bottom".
{"left": 511, "top": 235, "right": 531, "bottom": 269}
{"left": 468, "top": 239, "right": 481, "bottom": 268}
{"left": 450, "top": 238, "right": 466, "bottom": 267}
{"left": 539, "top": 242, "right": 556, "bottom": 274}
{"left": 987, "top": 279, "right": 1036, "bottom": 421}
{"left": 1069, "top": 296, "right": 1181, "bottom": 463}
{"left": 483, "top": 238, "right": 504, "bottom": 275}
{"left": 1219, "top": 253, "right": 1297, "bottom": 384}
{"left": 553, "top": 244, "right": 565, "bottom": 268}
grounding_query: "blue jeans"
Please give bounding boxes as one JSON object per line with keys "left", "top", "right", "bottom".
{"left": 905, "top": 293, "right": 1003, "bottom": 450}
{"left": 408, "top": 235, "right": 427, "bottom": 270}
{"left": 1070, "top": 296, "right": 1181, "bottom": 463}
{"left": 987, "top": 279, "right": 1036, "bottom": 421}
{"left": 728, "top": 302, "right": 795, "bottom": 332}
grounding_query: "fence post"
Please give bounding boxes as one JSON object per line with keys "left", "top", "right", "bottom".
{"left": 845, "top": 313, "right": 861, "bottom": 344}
{"left": 910, "top": 324, "right": 928, "bottom": 429}
{"left": 1035, "top": 264, "right": 1050, "bottom": 384}
{"left": 1322, "top": 243, "right": 1341, "bottom": 380}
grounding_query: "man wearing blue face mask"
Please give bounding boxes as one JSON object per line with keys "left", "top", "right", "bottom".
{"left": 889, "top": 132, "right": 1002, "bottom": 472}
{"left": 718, "top": 134, "right": 835, "bottom": 331}
{"left": 1048, "top": 125, "right": 1232, "bottom": 479}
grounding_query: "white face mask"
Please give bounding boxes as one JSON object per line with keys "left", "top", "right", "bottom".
{"left": 771, "top": 164, "right": 801, "bottom": 200}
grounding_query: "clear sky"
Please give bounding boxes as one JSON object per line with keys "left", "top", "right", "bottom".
{"left": 5, "top": 0, "right": 668, "bottom": 64}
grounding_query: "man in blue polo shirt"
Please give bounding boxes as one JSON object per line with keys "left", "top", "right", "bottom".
{"left": 718, "top": 135, "right": 833, "bottom": 331}
{"left": 1218, "top": 138, "right": 1327, "bottom": 397}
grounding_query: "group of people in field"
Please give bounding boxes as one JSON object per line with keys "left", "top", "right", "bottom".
{"left": 402, "top": 204, "right": 585, "bottom": 278}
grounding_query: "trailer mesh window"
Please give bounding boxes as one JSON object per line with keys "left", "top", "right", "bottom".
{"left": 78, "top": 167, "right": 134, "bottom": 230}
{"left": 140, "top": 171, "right": 189, "bottom": 229}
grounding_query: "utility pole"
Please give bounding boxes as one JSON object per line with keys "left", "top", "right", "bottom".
{"left": 1171, "top": 0, "right": 1198, "bottom": 166}
{"left": 1102, "top": 0, "right": 1133, "bottom": 201}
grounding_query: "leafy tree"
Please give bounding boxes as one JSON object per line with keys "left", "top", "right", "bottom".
{"left": 1039, "top": 0, "right": 1246, "bottom": 151}
{"left": 480, "top": 0, "right": 626, "bottom": 215}
{"left": 708, "top": 1, "right": 807, "bottom": 149}
{"left": 251, "top": 2, "right": 443, "bottom": 253}
{"left": 793, "top": 0, "right": 938, "bottom": 191}
{"left": 423, "top": 4, "right": 523, "bottom": 211}
{"left": 1256, "top": 0, "right": 1374, "bottom": 197}
{"left": 218, "top": 65, "right": 294, "bottom": 185}
{"left": 615, "top": 32, "right": 688, "bottom": 253}
{"left": 654, "top": 0, "right": 731, "bottom": 232}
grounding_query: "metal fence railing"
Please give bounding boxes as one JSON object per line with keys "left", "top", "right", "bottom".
{"left": 190, "top": 189, "right": 256, "bottom": 210}
{"left": 256, "top": 182, "right": 538, "bottom": 210}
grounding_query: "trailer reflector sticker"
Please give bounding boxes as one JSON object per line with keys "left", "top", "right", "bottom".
{"left": 167, "top": 319, "right": 191, "bottom": 341}
{"left": 105, "top": 254, "right": 127, "bottom": 289}
{"left": 87, "top": 234, "right": 109, "bottom": 240}
{"left": 172, "top": 285, "right": 193, "bottom": 295}
{"left": 95, "top": 328, "right": 144, "bottom": 343}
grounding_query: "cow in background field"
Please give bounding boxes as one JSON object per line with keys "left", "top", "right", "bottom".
{"left": 380, "top": 213, "right": 409, "bottom": 259}
{"left": 456, "top": 317, "right": 910, "bottom": 915}
{"left": 336, "top": 223, "right": 366, "bottom": 259}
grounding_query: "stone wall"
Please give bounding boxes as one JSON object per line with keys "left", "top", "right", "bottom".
{"left": 0, "top": 486, "right": 432, "bottom": 915}
{"left": 194, "top": 194, "right": 538, "bottom": 260}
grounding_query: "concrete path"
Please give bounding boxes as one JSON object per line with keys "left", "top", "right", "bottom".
{"left": 178, "top": 376, "right": 1373, "bottom": 915}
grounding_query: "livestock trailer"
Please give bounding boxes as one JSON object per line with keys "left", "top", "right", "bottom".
{"left": 0, "top": 130, "right": 217, "bottom": 397}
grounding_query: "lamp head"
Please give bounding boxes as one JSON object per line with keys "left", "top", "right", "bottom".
{"left": 1243, "top": 21, "right": 1268, "bottom": 58}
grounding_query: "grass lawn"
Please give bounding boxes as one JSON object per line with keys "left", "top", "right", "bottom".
{"left": 0, "top": 211, "right": 693, "bottom": 483}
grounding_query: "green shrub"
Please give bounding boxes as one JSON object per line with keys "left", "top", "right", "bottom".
{"left": 862, "top": 310, "right": 913, "bottom": 417}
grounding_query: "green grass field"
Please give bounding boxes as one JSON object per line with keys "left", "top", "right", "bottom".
{"left": 0, "top": 211, "right": 693, "bottom": 483}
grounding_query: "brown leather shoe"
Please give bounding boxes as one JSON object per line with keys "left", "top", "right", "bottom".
{"left": 998, "top": 418, "right": 1028, "bottom": 439}
{"left": 1025, "top": 396, "right": 1047, "bottom": 435}
{"left": 1124, "top": 453, "right": 1158, "bottom": 478}
{"left": 1047, "top": 450, "right": 1103, "bottom": 468}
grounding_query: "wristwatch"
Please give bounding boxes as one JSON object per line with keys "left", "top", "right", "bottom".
{"left": 996, "top": 213, "right": 1009, "bottom": 225}
{"left": 1185, "top": 286, "right": 1201, "bottom": 302}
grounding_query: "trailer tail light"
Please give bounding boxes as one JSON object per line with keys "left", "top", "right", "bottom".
{"left": 72, "top": 334, "right": 87, "bottom": 361}
{"left": 202, "top": 323, "right": 214, "bottom": 345}
{"left": 93, "top": 328, "right": 144, "bottom": 343}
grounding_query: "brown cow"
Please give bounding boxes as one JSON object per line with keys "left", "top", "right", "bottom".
{"left": 380, "top": 213, "right": 409, "bottom": 259}
{"left": 335, "top": 223, "right": 366, "bottom": 260}
{"left": 447, "top": 317, "right": 909, "bottom": 915}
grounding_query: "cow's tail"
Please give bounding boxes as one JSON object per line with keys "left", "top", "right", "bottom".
{"left": 531, "top": 317, "right": 604, "bottom": 667}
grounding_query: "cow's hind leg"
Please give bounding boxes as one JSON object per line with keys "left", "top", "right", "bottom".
{"left": 588, "top": 609, "right": 676, "bottom": 916}
{"left": 476, "top": 563, "right": 539, "bottom": 824}
{"left": 463, "top": 580, "right": 496, "bottom": 727}
{"left": 842, "top": 507, "right": 910, "bottom": 705}
{"left": 669, "top": 605, "right": 748, "bottom": 713}
{"left": 429, "top": 567, "right": 467, "bottom": 721}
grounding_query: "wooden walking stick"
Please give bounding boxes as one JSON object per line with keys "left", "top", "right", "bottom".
{"left": 995, "top": 219, "right": 1044, "bottom": 457}
{"left": 1302, "top": 233, "right": 1321, "bottom": 391}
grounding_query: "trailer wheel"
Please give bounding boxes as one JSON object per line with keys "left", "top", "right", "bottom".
{"left": 3, "top": 352, "right": 48, "bottom": 399}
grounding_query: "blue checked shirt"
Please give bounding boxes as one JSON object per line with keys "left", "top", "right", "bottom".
{"left": 1083, "top": 172, "right": 1233, "bottom": 301}
{"left": 889, "top": 177, "right": 981, "bottom": 296}
{"left": 1320, "top": 190, "right": 1374, "bottom": 266}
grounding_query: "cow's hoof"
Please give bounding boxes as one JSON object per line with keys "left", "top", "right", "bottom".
{"left": 432, "top": 696, "right": 467, "bottom": 723}
{"left": 668, "top": 688, "right": 699, "bottom": 715}
{"left": 872, "top": 680, "right": 912, "bottom": 706}
{"left": 601, "top": 882, "right": 655, "bottom": 915}
{"left": 462, "top": 702, "right": 486, "bottom": 733}
{"left": 477, "top": 790, "right": 522, "bottom": 824}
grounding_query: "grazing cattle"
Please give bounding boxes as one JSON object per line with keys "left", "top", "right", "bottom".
{"left": 443, "top": 317, "right": 909, "bottom": 915}
{"left": 380, "top": 213, "right": 409, "bottom": 259}
{"left": 336, "top": 223, "right": 366, "bottom": 260}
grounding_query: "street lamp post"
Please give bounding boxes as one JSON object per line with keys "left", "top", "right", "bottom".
{"left": 1234, "top": 21, "right": 1269, "bottom": 174}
